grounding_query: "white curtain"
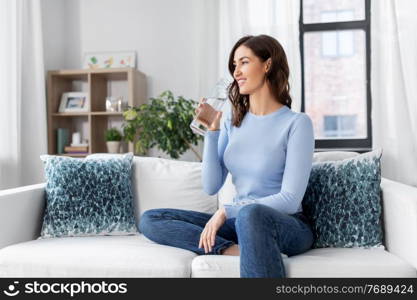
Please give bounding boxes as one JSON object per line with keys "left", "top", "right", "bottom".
{"left": 218, "top": 0, "right": 302, "bottom": 111}
{"left": 0, "top": 0, "right": 47, "bottom": 190}
{"left": 371, "top": 0, "right": 417, "bottom": 187}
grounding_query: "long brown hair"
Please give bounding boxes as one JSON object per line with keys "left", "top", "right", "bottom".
{"left": 228, "top": 35, "right": 292, "bottom": 127}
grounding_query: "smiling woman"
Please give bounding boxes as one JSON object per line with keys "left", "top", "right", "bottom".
{"left": 228, "top": 35, "right": 292, "bottom": 127}
{"left": 139, "top": 34, "right": 316, "bottom": 279}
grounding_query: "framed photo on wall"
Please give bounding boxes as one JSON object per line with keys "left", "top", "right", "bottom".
{"left": 58, "top": 92, "right": 89, "bottom": 113}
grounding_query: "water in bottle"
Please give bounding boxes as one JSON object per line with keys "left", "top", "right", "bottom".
{"left": 190, "top": 78, "right": 230, "bottom": 136}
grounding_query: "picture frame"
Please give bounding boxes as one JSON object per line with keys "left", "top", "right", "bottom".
{"left": 58, "top": 92, "right": 89, "bottom": 113}
{"left": 82, "top": 51, "right": 136, "bottom": 69}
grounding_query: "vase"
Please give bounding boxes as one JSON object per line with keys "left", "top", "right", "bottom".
{"left": 106, "top": 141, "right": 121, "bottom": 153}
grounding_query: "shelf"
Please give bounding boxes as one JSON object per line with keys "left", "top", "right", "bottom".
{"left": 51, "top": 112, "right": 124, "bottom": 116}
{"left": 49, "top": 68, "right": 134, "bottom": 76}
{"left": 91, "top": 112, "right": 124, "bottom": 116}
{"left": 92, "top": 72, "right": 128, "bottom": 81}
{"left": 60, "top": 153, "right": 89, "bottom": 158}
{"left": 47, "top": 68, "right": 146, "bottom": 156}
{"left": 52, "top": 112, "right": 90, "bottom": 117}
{"left": 50, "top": 73, "right": 88, "bottom": 81}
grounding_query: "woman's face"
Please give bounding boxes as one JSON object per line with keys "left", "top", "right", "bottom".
{"left": 233, "top": 45, "right": 270, "bottom": 95}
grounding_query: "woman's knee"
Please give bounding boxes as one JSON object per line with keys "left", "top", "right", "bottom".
{"left": 138, "top": 208, "right": 165, "bottom": 234}
{"left": 235, "top": 204, "right": 288, "bottom": 228}
{"left": 238, "top": 203, "right": 266, "bottom": 218}
{"left": 235, "top": 204, "right": 266, "bottom": 228}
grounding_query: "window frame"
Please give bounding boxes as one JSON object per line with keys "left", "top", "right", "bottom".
{"left": 299, "top": 0, "right": 372, "bottom": 153}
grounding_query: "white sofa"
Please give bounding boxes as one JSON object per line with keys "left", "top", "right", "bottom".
{"left": 0, "top": 152, "right": 416, "bottom": 277}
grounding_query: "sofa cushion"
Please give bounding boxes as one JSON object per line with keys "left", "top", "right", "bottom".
{"left": 130, "top": 156, "right": 218, "bottom": 224}
{"left": 87, "top": 154, "right": 218, "bottom": 225}
{"left": 39, "top": 153, "right": 137, "bottom": 238}
{"left": 302, "top": 148, "right": 384, "bottom": 248}
{"left": 313, "top": 151, "right": 359, "bottom": 162}
{"left": 191, "top": 247, "right": 416, "bottom": 278}
{"left": 0, "top": 235, "right": 196, "bottom": 277}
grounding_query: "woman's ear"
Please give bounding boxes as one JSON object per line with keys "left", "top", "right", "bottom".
{"left": 265, "top": 58, "right": 272, "bottom": 73}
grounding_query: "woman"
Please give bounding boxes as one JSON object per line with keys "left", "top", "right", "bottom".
{"left": 139, "top": 34, "right": 315, "bottom": 278}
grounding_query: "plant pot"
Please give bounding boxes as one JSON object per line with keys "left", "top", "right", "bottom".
{"left": 106, "top": 141, "right": 121, "bottom": 153}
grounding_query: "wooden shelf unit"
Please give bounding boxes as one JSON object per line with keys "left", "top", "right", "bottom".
{"left": 47, "top": 68, "right": 146, "bottom": 157}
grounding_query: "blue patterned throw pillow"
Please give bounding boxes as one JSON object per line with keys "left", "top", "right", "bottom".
{"left": 39, "top": 152, "right": 137, "bottom": 238}
{"left": 302, "top": 148, "right": 383, "bottom": 248}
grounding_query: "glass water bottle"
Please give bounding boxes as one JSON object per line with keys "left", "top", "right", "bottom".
{"left": 190, "top": 78, "right": 230, "bottom": 136}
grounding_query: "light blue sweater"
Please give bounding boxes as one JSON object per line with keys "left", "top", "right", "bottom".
{"left": 202, "top": 105, "right": 315, "bottom": 219}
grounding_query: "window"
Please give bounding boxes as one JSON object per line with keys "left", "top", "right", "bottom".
{"left": 320, "top": 10, "right": 355, "bottom": 23}
{"left": 324, "top": 115, "right": 357, "bottom": 137}
{"left": 321, "top": 10, "right": 355, "bottom": 58}
{"left": 321, "top": 28, "right": 354, "bottom": 58}
{"left": 300, "top": 0, "right": 372, "bottom": 151}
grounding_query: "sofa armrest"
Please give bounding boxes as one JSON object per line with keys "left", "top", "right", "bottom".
{"left": 381, "top": 177, "right": 417, "bottom": 269}
{"left": 0, "top": 183, "right": 46, "bottom": 249}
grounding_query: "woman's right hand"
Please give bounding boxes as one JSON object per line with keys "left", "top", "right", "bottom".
{"left": 195, "top": 98, "right": 223, "bottom": 131}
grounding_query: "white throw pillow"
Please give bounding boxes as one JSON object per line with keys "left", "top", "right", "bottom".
{"left": 133, "top": 156, "right": 217, "bottom": 222}
{"left": 313, "top": 151, "right": 359, "bottom": 162}
{"left": 87, "top": 154, "right": 218, "bottom": 223}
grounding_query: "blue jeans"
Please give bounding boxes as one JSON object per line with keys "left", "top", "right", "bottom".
{"left": 138, "top": 203, "right": 314, "bottom": 278}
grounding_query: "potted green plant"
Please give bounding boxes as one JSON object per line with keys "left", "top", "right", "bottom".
{"left": 122, "top": 90, "right": 203, "bottom": 161}
{"left": 105, "top": 127, "right": 123, "bottom": 153}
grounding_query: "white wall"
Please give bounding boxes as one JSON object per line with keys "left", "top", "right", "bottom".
{"left": 41, "top": 0, "right": 220, "bottom": 161}
{"left": 42, "top": 0, "right": 81, "bottom": 70}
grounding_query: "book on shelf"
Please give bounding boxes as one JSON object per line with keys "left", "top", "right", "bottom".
{"left": 62, "top": 153, "right": 88, "bottom": 157}
{"left": 57, "top": 128, "right": 69, "bottom": 154}
{"left": 65, "top": 152, "right": 89, "bottom": 154}
{"left": 64, "top": 145, "right": 89, "bottom": 152}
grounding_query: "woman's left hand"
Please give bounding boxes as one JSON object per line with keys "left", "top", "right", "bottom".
{"left": 199, "top": 207, "right": 227, "bottom": 254}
